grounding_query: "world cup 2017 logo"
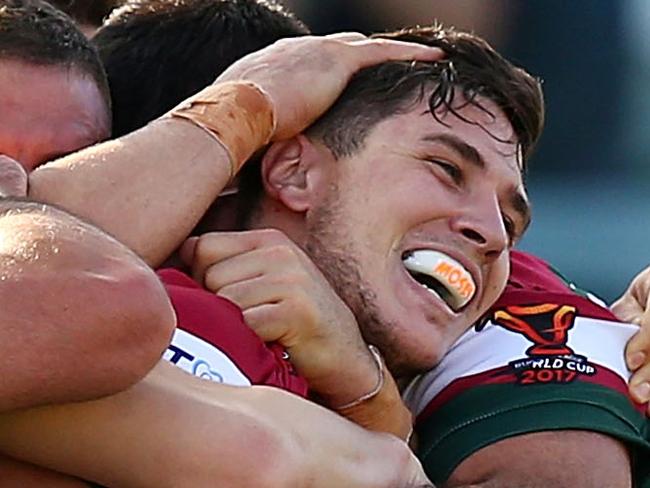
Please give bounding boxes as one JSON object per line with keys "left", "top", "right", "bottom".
{"left": 491, "top": 303, "right": 596, "bottom": 385}
{"left": 493, "top": 303, "right": 577, "bottom": 356}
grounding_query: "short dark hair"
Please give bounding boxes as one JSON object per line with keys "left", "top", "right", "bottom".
{"left": 311, "top": 25, "right": 544, "bottom": 165}
{"left": 0, "top": 0, "right": 111, "bottom": 112}
{"left": 237, "top": 24, "right": 545, "bottom": 226}
{"left": 48, "top": 0, "right": 119, "bottom": 27}
{"left": 94, "top": 0, "right": 309, "bottom": 137}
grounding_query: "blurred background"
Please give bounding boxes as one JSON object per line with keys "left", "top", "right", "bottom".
{"left": 58, "top": 0, "right": 650, "bottom": 302}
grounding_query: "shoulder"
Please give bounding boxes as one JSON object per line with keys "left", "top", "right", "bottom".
{"left": 405, "top": 250, "right": 650, "bottom": 486}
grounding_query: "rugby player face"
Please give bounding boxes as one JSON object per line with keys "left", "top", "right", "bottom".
{"left": 305, "top": 97, "right": 529, "bottom": 377}
{"left": 0, "top": 59, "right": 109, "bottom": 172}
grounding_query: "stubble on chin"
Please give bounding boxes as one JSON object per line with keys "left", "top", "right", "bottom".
{"left": 304, "top": 202, "right": 417, "bottom": 379}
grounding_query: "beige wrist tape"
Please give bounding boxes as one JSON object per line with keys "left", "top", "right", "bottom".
{"left": 335, "top": 346, "right": 413, "bottom": 441}
{"left": 167, "top": 81, "right": 275, "bottom": 180}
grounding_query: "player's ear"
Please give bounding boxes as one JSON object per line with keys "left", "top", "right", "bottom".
{"left": 261, "top": 135, "right": 333, "bottom": 212}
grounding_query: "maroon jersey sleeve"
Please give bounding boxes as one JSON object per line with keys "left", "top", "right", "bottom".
{"left": 493, "top": 250, "right": 615, "bottom": 320}
{"left": 158, "top": 268, "right": 308, "bottom": 397}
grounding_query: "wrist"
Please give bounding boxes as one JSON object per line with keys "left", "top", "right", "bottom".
{"left": 305, "top": 342, "right": 383, "bottom": 408}
{"left": 333, "top": 346, "right": 413, "bottom": 441}
{"left": 165, "top": 81, "right": 275, "bottom": 180}
{"left": 330, "top": 345, "right": 385, "bottom": 409}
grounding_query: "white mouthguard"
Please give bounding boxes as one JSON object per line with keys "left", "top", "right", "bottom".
{"left": 403, "top": 250, "right": 476, "bottom": 310}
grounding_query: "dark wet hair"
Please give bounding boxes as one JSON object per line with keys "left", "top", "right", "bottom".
{"left": 94, "top": 0, "right": 309, "bottom": 137}
{"left": 48, "top": 0, "right": 118, "bottom": 27}
{"left": 309, "top": 25, "right": 544, "bottom": 165}
{"left": 237, "top": 24, "right": 544, "bottom": 226}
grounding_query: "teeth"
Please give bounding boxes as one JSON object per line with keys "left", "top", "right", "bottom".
{"left": 402, "top": 250, "right": 476, "bottom": 311}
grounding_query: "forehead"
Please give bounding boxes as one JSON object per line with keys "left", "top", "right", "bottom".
{"left": 0, "top": 59, "right": 109, "bottom": 168}
{"left": 364, "top": 95, "right": 525, "bottom": 186}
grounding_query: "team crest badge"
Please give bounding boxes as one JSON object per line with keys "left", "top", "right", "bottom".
{"left": 492, "top": 303, "right": 597, "bottom": 385}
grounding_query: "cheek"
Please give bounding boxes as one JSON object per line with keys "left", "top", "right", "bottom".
{"left": 483, "top": 255, "right": 510, "bottom": 305}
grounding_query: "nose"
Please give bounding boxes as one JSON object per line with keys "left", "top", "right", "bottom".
{"left": 450, "top": 196, "right": 509, "bottom": 263}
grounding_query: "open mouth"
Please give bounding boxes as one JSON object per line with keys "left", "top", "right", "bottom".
{"left": 402, "top": 250, "right": 476, "bottom": 312}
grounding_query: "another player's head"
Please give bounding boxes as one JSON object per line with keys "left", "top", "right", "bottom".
{"left": 48, "top": 0, "right": 118, "bottom": 36}
{"left": 94, "top": 0, "right": 309, "bottom": 137}
{"left": 237, "top": 25, "right": 544, "bottom": 376}
{"left": 0, "top": 0, "right": 111, "bottom": 172}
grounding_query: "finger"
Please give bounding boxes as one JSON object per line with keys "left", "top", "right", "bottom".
{"left": 0, "top": 155, "right": 28, "bottom": 197}
{"left": 242, "top": 301, "right": 307, "bottom": 349}
{"left": 345, "top": 39, "right": 444, "bottom": 69}
{"left": 376, "top": 438, "right": 433, "bottom": 488}
{"left": 203, "top": 245, "right": 301, "bottom": 293}
{"left": 625, "top": 328, "right": 650, "bottom": 371}
{"left": 403, "top": 453, "right": 435, "bottom": 488}
{"left": 629, "top": 362, "right": 650, "bottom": 405}
{"left": 629, "top": 295, "right": 650, "bottom": 370}
{"left": 241, "top": 302, "right": 290, "bottom": 343}
{"left": 218, "top": 275, "right": 296, "bottom": 311}
{"left": 611, "top": 295, "right": 643, "bottom": 325}
{"left": 188, "top": 231, "right": 271, "bottom": 284}
{"left": 178, "top": 237, "right": 199, "bottom": 268}
{"left": 325, "top": 32, "right": 368, "bottom": 41}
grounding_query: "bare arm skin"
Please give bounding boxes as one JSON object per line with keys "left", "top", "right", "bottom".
{"left": 444, "top": 431, "right": 631, "bottom": 488}
{"left": 0, "top": 201, "right": 176, "bottom": 412}
{"left": 29, "top": 118, "right": 231, "bottom": 268}
{"left": 29, "top": 34, "right": 442, "bottom": 268}
{"left": 0, "top": 361, "right": 432, "bottom": 488}
{"left": 0, "top": 456, "right": 88, "bottom": 488}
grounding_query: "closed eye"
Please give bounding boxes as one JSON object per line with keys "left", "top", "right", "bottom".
{"left": 502, "top": 214, "right": 518, "bottom": 245}
{"left": 426, "top": 158, "right": 463, "bottom": 185}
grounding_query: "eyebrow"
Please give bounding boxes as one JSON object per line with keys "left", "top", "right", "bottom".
{"left": 422, "top": 133, "right": 486, "bottom": 170}
{"left": 421, "top": 133, "right": 532, "bottom": 234}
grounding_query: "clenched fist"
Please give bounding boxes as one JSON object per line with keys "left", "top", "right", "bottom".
{"left": 181, "top": 228, "right": 381, "bottom": 407}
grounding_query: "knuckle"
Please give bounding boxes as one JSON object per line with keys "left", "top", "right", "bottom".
{"left": 203, "top": 267, "right": 222, "bottom": 292}
{"left": 193, "top": 235, "right": 215, "bottom": 260}
{"left": 275, "top": 272, "right": 307, "bottom": 292}
{"left": 286, "top": 288, "right": 309, "bottom": 307}
{"left": 218, "top": 282, "right": 242, "bottom": 301}
{"left": 256, "top": 228, "right": 290, "bottom": 244}
{"left": 268, "top": 244, "right": 296, "bottom": 262}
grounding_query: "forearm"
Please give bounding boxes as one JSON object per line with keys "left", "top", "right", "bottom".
{"left": 0, "top": 206, "right": 176, "bottom": 411}
{"left": 0, "top": 455, "right": 89, "bottom": 488}
{"left": 29, "top": 118, "right": 231, "bottom": 267}
{"left": 0, "top": 362, "right": 289, "bottom": 488}
{"left": 0, "top": 361, "right": 428, "bottom": 488}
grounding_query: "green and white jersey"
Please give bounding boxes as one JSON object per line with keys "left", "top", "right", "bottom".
{"left": 404, "top": 251, "right": 650, "bottom": 486}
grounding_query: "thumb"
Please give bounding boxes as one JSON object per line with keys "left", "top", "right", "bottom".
{"left": 403, "top": 452, "right": 435, "bottom": 488}
{"left": 0, "top": 155, "right": 28, "bottom": 197}
{"left": 611, "top": 294, "right": 643, "bottom": 325}
{"left": 179, "top": 237, "right": 199, "bottom": 269}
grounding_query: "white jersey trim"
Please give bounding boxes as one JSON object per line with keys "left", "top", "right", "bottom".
{"left": 163, "top": 328, "right": 252, "bottom": 386}
{"left": 404, "top": 317, "right": 637, "bottom": 415}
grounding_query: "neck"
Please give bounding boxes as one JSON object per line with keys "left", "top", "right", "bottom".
{"left": 247, "top": 198, "right": 307, "bottom": 245}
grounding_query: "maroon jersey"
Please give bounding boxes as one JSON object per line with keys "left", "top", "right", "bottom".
{"left": 158, "top": 268, "right": 308, "bottom": 396}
